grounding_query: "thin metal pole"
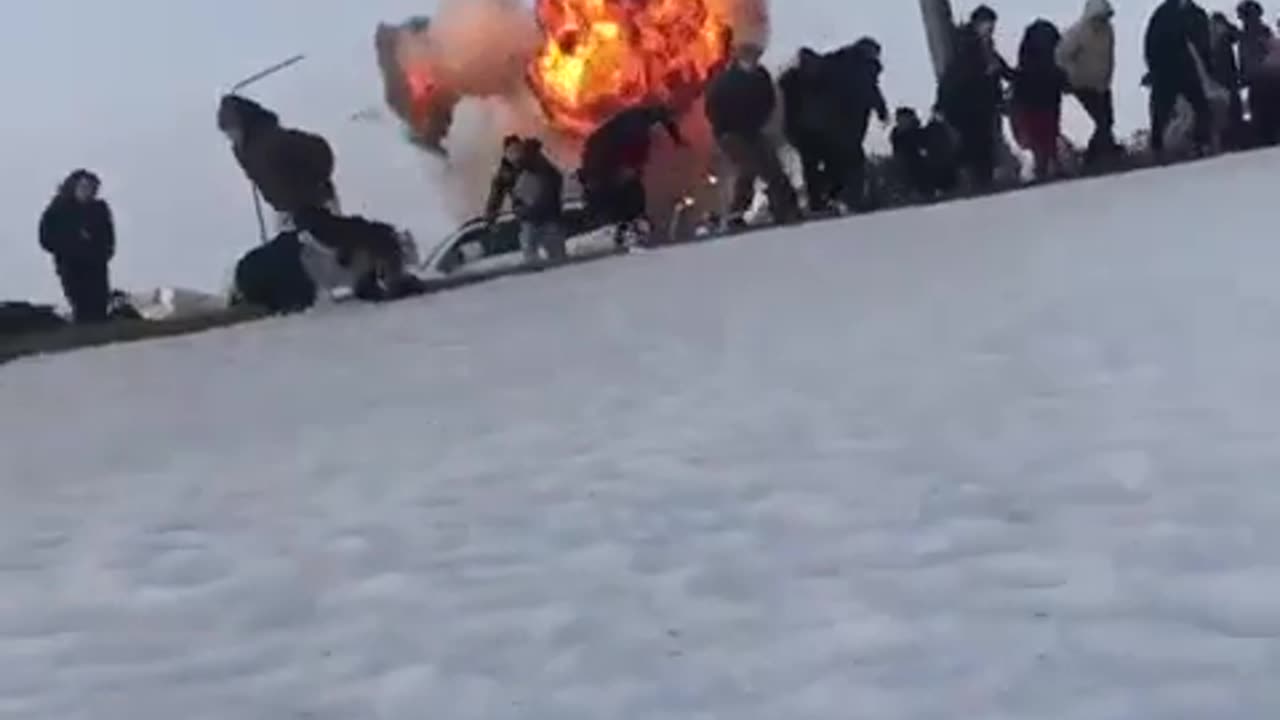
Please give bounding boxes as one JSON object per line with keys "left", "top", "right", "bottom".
{"left": 231, "top": 54, "right": 307, "bottom": 93}
{"left": 225, "top": 54, "right": 307, "bottom": 244}
{"left": 919, "top": 0, "right": 956, "bottom": 81}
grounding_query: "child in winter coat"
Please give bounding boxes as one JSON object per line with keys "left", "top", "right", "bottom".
{"left": 38, "top": 170, "right": 115, "bottom": 323}
{"left": 1012, "top": 19, "right": 1069, "bottom": 179}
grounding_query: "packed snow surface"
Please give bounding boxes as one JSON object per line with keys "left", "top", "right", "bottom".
{"left": 5, "top": 152, "right": 1280, "bottom": 718}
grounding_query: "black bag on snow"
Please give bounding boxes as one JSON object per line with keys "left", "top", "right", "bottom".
{"left": 0, "top": 301, "right": 67, "bottom": 337}
{"left": 233, "top": 232, "right": 316, "bottom": 313}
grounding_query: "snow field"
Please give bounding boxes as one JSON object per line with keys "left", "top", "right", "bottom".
{"left": 3, "top": 151, "right": 1280, "bottom": 717}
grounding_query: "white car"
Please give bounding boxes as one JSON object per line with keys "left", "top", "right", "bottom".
{"left": 420, "top": 200, "right": 622, "bottom": 278}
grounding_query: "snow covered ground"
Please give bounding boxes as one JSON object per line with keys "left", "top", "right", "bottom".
{"left": 4, "top": 0, "right": 1164, "bottom": 303}
{"left": 5, "top": 150, "right": 1280, "bottom": 718}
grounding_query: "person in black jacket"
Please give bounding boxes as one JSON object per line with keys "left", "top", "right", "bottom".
{"left": 488, "top": 138, "right": 567, "bottom": 264}
{"left": 891, "top": 107, "right": 959, "bottom": 198}
{"left": 820, "top": 37, "right": 890, "bottom": 209}
{"left": 779, "top": 48, "right": 837, "bottom": 212}
{"left": 705, "top": 42, "right": 799, "bottom": 224}
{"left": 937, "top": 5, "right": 1012, "bottom": 189}
{"left": 1145, "top": 0, "right": 1213, "bottom": 156}
{"left": 39, "top": 170, "right": 115, "bottom": 324}
{"left": 578, "top": 105, "right": 685, "bottom": 244}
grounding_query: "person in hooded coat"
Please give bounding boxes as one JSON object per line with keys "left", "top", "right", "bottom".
{"left": 819, "top": 37, "right": 890, "bottom": 210}
{"left": 1145, "top": 0, "right": 1214, "bottom": 157}
{"left": 487, "top": 138, "right": 567, "bottom": 265}
{"left": 578, "top": 104, "right": 685, "bottom": 243}
{"left": 1012, "top": 19, "right": 1069, "bottom": 179}
{"left": 1056, "top": 0, "right": 1120, "bottom": 163}
{"left": 217, "top": 95, "right": 412, "bottom": 296}
{"left": 779, "top": 47, "right": 838, "bottom": 212}
{"left": 937, "top": 5, "right": 1012, "bottom": 189}
{"left": 1237, "top": 1, "right": 1280, "bottom": 144}
{"left": 38, "top": 170, "right": 115, "bottom": 324}
{"left": 705, "top": 42, "right": 799, "bottom": 224}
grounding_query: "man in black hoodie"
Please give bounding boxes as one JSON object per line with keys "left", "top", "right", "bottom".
{"left": 578, "top": 105, "right": 685, "bottom": 243}
{"left": 705, "top": 42, "right": 799, "bottom": 224}
{"left": 821, "top": 38, "right": 890, "bottom": 209}
{"left": 1145, "top": 0, "right": 1213, "bottom": 156}
{"left": 937, "top": 5, "right": 1012, "bottom": 189}
{"left": 779, "top": 47, "right": 837, "bottom": 212}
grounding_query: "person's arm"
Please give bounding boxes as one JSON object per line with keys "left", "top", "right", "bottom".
{"left": 1055, "top": 27, "right": 1082, "bottom": 75}
{"left": 872, "top": 82, "right": 889, "bottom": 124}
{"left": 99, "top": 203, "right": 116, "bottom": 261}
{"left": 38, "top": 206, "right": 61, "bottom": 255}
{"left": 484, "top": 165, "right": 512, "bottom": 222}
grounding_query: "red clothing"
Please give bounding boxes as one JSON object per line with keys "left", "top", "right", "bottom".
{"left": 1012, "top": 107, "right": 1061, "bottom": 156}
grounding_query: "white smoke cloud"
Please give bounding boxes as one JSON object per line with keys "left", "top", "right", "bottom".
{"left": 417, "top": 0, "right": 541, "bottom": 97}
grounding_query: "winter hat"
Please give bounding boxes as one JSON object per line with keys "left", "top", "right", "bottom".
{"left": 971, "top": 5, "right": 998, "bottom": 24}
{"left": 217, "top": 94, "right": 279, "bottom": 133}
{"left": 56, "top": 169, "right": 101, "bottom": 198}
{"left": 1238, "top": 0, "right": 1263, "bottom": 20}
{"left": 502, "top": 134, "right": 522, "bottom": 149}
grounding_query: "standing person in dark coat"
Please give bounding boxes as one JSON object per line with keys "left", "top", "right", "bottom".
{"left": 937, "top": 5, "right": 1011, "bottom": 189}
{"left": 1237, "top": 1, "right": 1280, "bottom": 144}
{"left": 578, "top": 104, "right": 685, "bottom": 243}
{"left": 1209, "top": 11, "right": 1248, "bottom": 147}
{"left": 1145, "top": 0, "right": 1214, "bottom": 157}
{"left": 705, "top": 42, "right": 799, "bottom": 224}
{"left": 1012, "top": 19, "right": 1069, "bottom": 179}
{"left": 1057, "top": 0, "right": 1120, "bottom": 164}
{"left": 820, "top": 37, "right": 890, "bottom": 210}
{"left": 487, "top": 138, "right": 567, "bottom": 264}
{"left": 779, "top": 47, "right": 838, "bottom": 212}
{"left": 39, "top": 170, "right": 115, "bottom": 324}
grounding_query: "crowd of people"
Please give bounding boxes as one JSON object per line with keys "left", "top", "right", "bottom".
{"left": 21, "top": 0, "right": 1280, "bottom": 325}
{"left": 483, "top": 0, "right": 1280, "bottom": 258}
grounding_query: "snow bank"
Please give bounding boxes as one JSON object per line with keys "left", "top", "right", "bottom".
{"left": 3, "top": 149, "right": 1280, "bottom": 717}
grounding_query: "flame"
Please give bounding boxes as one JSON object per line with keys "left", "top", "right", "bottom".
{"left": 529, "top": 0, "right": 731, "bottom": 137}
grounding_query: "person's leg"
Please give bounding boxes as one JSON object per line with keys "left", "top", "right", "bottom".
{"left": 795, "top": 139, "right": 829, "bottom": 211}
{"left": 518, "top": 221, "right": 540, "bottom": 264}
{"left": 833, "top": 141, "right": 868, "bottom": 209}
{"left": 1075, "top": 88, "right": 1110, "bottom": 161}
{"left": 55, "top": 261, "right": 85, "bottom": 323}
{"left": 748, "top": 135, "right": 800, "bottom": 220}
{"left": 85, "top": 262, "right": 111, "bottom": 322}
{"left": 1149, "top": 83, "right": 1178, "bottom": 156}
{"left": 1180, "top": 74, "right": 1212, "bottom": 152}
{"left": 540, "top": 222, "right": 568, "bottom": 262}
{"left": 718, "top": 135, "right": 761, "bottom": 219}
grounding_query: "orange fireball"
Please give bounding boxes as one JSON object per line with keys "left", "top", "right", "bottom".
{"left": 530, "top": 0, "right": 731, "bottom": 137}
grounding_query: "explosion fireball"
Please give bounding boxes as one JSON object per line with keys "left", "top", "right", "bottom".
{"left": 529, "top": 0, "right": 731, "bottom": 136}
